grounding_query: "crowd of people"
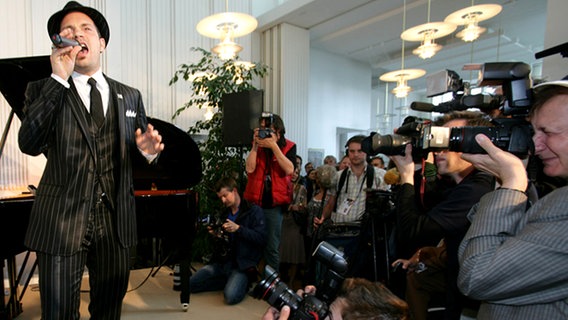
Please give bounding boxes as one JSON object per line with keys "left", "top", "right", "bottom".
{"left": 256, "top": 83, "right": 568, "bottom": 319}
{"left": 26, "top": 1, "right": 568, "bottom": 319}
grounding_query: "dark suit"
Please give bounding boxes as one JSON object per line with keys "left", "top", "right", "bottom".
{"left": 19, "top": 75, "right": 148, "bottom": 319}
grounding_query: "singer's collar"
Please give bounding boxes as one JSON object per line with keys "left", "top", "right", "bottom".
{"left": 72, "top": 70, "right": 106, "bottom": 88}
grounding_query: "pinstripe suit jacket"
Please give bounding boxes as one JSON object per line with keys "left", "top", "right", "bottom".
{"left": 19, "top": 76, "right": 148, "bottom": 255}
{"left": 458, "top": 187, "right": 568, "bottom": 319}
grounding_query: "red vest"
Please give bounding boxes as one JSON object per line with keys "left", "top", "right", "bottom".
{"left": 244, "top": 139, "right": 295, "bottom": 207}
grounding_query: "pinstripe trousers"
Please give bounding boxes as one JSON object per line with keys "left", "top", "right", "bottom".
{"left": 37, "top": 200, "right": 130, "bottom": 320}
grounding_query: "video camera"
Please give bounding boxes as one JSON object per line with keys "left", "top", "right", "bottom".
{"left": 251, "top": 241, "right": 348, "bottom": 320}
{"left": 258, "top": 112, "right": 275, "bottom": 139}
{"left": 362, "top": 62, "right": 534, "bottom": 158}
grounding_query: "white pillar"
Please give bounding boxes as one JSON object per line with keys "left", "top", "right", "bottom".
{"left": 260, "top": 23, "right": 309, "bottom": 161}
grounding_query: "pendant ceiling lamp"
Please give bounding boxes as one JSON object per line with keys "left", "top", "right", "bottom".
{"left": 196, "top": 1, "right": 257, "bottom": 60}
{"left": 380, "top": 69, "right": 427, "bottom": 98}
{"left": 380, "top": 0, "right": 425, "bottom": 98}
{"left": 445, "top": 3, "right": 502, "bottom": 42}
{"left": 401, "top": 0, "right": 456, "bottom": 59}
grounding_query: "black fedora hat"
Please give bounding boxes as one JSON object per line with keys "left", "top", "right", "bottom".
{"left": 47, "top": 1, "right": 110, "bottom": 45}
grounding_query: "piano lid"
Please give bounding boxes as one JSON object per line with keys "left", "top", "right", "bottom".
{"left": 134, "top": 117, "right": 202, "bottom": 190}
{"left": 0, "top": 55, "right": 52, "bottom": 119}
{"left": 0, "top": 55, "right": 202, "bottom": 190}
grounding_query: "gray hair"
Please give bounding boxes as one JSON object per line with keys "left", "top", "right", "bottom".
{"left": 317, "top": 165, "right": 337, "bottom": 189}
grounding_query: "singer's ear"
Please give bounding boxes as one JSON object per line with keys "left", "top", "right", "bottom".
{"left": 99, "top": 37, "right": 106, "bottom": 52}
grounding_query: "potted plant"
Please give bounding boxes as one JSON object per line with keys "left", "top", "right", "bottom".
{"left": 169, "top": 47, "right": 269, "bottom": 260}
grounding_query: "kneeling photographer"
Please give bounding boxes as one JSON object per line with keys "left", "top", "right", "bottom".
{"left": 187, "top": 177, "right": 266, "bottom": 308}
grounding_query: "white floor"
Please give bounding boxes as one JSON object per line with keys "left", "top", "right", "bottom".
{"left": 6, "top": 263, "right": 269, "bottom": 320}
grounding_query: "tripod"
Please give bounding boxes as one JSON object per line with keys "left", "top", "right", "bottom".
{"left": 349, "top": 190, "right": 394, "bottom": 284}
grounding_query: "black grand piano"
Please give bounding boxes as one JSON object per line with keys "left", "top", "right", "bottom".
{"left": 0, "top": 55, "right": 202, "bottom": 319}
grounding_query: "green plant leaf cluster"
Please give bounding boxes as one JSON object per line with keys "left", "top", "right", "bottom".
{"left": 170, "top": 47, "right": 269, "bottom": 260}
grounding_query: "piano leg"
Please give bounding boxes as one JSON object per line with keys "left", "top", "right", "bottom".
{"left": 179, "top": 256, "right": 191, "bottom": 311}
{"left": 1, "top": 256, "right": 23, "bottom": 320}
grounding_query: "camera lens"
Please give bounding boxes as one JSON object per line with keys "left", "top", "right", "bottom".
{"left": 449, "top": 127, "right": 494, "bottom": 154}
{"left": 251, "top": 266, "right": 302, "bottom": 313}
{"left": 362, "top": 133, "right": 413, "bottom": 156}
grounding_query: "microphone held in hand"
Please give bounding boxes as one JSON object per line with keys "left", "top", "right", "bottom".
{"left": 50, "top": 34, "right": 81, "bottom": 48}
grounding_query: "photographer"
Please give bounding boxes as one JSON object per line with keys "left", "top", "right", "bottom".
{"left": 389, "top": 111, "right": 495, "bottom": 319}
{"left": 245, "top": 113, "right": 296, "bottom": 273}
{"left": 261, "top": 278, "right": 409, "bottom": 320}
{"left": 315, "top": 135, "right": 388, "bottom": 261}
{"left": 458, "top": 81, "right": 568, "bottom": 319}
{"left": 188, "top": 177, "right": 266, "bottom": 306}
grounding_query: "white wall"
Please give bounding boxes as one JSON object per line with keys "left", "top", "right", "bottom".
{"left": 542, "top": 0, "right": 568, "bottom": 81}
{"left": 308, "top": 48, "right": 372, "bottom": 161}
{"left": 0, "top": 0, "right": 256, "bottom": 190}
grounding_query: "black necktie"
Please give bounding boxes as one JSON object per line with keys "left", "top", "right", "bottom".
{"left": 88, "top": 77, "right": 104, "bottom": 128}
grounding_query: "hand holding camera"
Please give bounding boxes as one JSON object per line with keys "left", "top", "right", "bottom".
{"left": 222, "top": 219, "right": 240, "bottom": 233}
{"left": 254, "top": 127, "right": 277, "bottom": 150}
{"left": 254, "top": 112, "right": 278, "bottom": 149}
{"left": 252, "top": 241, "right": 348, "bottom": 320}
{"left": 460, "top": 134, "right": 528, "bottom": 192}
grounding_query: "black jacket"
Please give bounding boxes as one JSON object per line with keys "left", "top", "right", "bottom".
{"left": 220, "top": 199, "right": 267, "bottom": 271}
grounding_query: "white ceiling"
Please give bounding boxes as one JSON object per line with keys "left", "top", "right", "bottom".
{"left": 255, "top": 0, "right": 548, "bottom": 92}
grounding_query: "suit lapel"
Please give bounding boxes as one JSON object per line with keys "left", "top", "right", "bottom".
{"left": 67, "top": 80, "right": 96, "bottom": 157}
{"left": 107, "top": 77, "right": 127, "bottom": 162}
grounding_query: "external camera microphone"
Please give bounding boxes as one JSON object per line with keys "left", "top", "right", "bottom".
{"left": 51, "top": 34, "right": 81, "bottom": 48}
{"left": 410, "top": 101, "right": 435, "bottom": 112}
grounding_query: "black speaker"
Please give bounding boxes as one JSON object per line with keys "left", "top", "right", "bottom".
{"left": 222, "top": 89, "right": 264, "bottom": 147}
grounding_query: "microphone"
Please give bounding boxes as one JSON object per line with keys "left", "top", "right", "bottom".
{"left": 51, "top": 34, "right": 81, "bottom": 48}
{"left": 410, "top": 101, "right": 435, "bottom": 112}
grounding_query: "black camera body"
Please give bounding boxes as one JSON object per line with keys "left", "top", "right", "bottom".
{"left": 199, "top": 214, "right": 231, "bottom": 260}
{"left": 252, "top": 241, "right": 348, "bottom": 320}
{"left": 448, "top": 118, "right": 534, "bottom": 156}
{"left": 258, "top": 128, "right": 274, "bottom": 139}
{"left": 362, "top": 62, "right": 534, "bottom": 158}
{"left": 258, "top": 112, "right": 275, "bottom": 139}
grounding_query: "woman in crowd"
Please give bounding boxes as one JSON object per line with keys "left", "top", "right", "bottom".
{"left": 303, "top": 165, "right": 337, "bottom": 283}
{"left": 279, "top": 167, "right": 308, "bottom": 289}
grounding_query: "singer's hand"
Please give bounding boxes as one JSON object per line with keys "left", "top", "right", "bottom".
{"left": 135, "top": 123, "right": 164, "bottom": 155}
{"left": 50, "top": 30, "right": 82, "bottom": 80}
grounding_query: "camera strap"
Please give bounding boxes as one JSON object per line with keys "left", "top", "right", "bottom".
{"left": 262, "top": 152, "right": 273, "bottom": 207}
{"left": 337, "top": 166, "right": 374, "bottom": 194}
{"left": 419, "top": 158, "right": 427, "bottom": 209}
{"left": 336, "top": 168, "right": 373, "bottom": 216}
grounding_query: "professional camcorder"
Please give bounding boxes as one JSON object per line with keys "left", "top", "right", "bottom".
{"left": 251, "top": 241, "right": 348, "bottom": 320}
{"left": 362, "top": 62, "right": 534, "bottom": 158}
{"left": 258, "top": 112, "right": 275, "bottom": 139}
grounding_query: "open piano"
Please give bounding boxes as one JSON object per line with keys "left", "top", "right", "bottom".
{"left": 0, "top": 55, "right": 202, "bottom": 319}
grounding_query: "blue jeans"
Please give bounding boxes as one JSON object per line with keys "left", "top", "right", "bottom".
{"left": 262, "top": 206, "right": 283, "bottom": 274}
{"left": 189, "top": 262, "right": 249, "bottom": 305}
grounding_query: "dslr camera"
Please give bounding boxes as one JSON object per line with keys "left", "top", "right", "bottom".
{"left": 258, "top": 112, "right": 275, "bottom": 139}
{"left": 199, "top": 214, "right": 231, "bottom": 260}
{"left": 362, "top": 62, "right": 534, "bottom": 158}
{"left": 251, "top": 241, "right": 348, "bottom": 320}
